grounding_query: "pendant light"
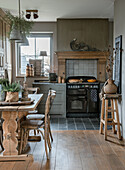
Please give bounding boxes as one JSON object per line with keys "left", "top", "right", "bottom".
{"left": 10, "top": 0, "right": 22, "bottom": 40}
{"left": 15, "top": 0, "right": 29, "bottom": 46}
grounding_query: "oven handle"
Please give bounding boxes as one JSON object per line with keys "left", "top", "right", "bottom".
{"left": 78, "top": 89, "right": 86, "bottom": 91}
{"left": 78, "top": 96, "right": 86, "bottom": 99}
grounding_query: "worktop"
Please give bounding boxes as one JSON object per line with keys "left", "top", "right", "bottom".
{"left": 33, "top": 82, "right": 66, "bottom": 117}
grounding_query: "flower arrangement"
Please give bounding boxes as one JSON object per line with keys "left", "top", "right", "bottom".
{"left": 106, "top": 46, "right": 116, "bottom": 80}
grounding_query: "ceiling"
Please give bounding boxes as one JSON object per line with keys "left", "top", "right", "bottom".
{"left": 0, "top": 0, "right": 115, "bottom": 22}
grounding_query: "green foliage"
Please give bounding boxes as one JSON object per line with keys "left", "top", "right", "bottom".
{"left": 0, "top": 79, "right": 9, "bottom": 85}
{"left": 2, "top": 81, "right": 21, "bottom": 92}
{"left": 5, "top": 11, "right": 33, "bottom": 37}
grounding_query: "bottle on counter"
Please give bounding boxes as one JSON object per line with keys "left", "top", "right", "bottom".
{"left": 58, "top": 76, "right": 62, "bottom": 83}
{"left": 30, "top": 64, "right": 34, "bottom": 77}
{"left": 26, "top": 64, "right": 30, "bottom": 77}
{"left": 62, "top": 78, "right": 65, "bottom": 83}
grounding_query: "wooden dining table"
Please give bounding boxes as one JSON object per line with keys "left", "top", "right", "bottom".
{"left": 0, "top": 94, "right": 43, "bottom": 161}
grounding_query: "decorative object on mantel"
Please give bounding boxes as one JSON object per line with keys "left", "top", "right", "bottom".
{"left": 2, "top": 81, "right": 20, "bottom": 102}
{"left": 70, "top": 38, "right": 100, "bottom": 51}
{"left": 5, "top": 0, "right": 33, "bottom": 43}
{"left": 103, "top": 46, "right": 117, "bottom": 94}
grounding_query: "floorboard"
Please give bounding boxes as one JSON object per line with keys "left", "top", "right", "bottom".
{"left": 0, "top": 130, "right": 125, "bottom": 170}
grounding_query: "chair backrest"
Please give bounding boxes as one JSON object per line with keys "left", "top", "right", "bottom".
{"left": 27, "top": 87, "right": 40, "bottom": 94}
{"left": 45, "top": 89, "right": 56, "bottom": 116}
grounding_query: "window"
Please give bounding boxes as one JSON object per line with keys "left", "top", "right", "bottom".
{"left": 17, "top": 33, "right": 52, "bottom": 77}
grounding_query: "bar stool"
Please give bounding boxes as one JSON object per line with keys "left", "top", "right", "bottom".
{"left": 99, "top": 94, "right": 122, "bottom": 140}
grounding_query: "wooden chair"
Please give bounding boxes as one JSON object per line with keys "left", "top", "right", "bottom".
{"left": 27, "top": 87, "right": 40, "bottom": 94}
{"left": 26, "top": 89, "right": 56, "bottom": 140}
{"left": 19, "top": 89, "right": 56, "bottom": 159}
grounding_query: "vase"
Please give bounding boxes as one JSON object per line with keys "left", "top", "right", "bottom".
{"left": 104, "top": 79, "right": 117, "bottom": 94}
{"left": 5, "top": 92, "right": 19, "bottom": 102}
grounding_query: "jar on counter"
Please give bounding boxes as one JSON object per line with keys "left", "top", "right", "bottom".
{"left": 62, "top": 78, "right": 65, "bottom": 83}
{"left": 58, "top": 76, "right": 62, "bottom": 83}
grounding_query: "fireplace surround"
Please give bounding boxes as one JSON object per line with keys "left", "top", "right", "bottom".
{"left": 55, "top": 51, "right": 109, "bottom": 82}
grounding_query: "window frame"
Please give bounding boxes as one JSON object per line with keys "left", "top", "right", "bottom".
{"left": 16, "top": 32, "right": 53, "bottom": 77}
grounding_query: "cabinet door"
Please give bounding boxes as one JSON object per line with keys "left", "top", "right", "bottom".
{"left": 33, "top": 83, "right": 66, "bottom": 117}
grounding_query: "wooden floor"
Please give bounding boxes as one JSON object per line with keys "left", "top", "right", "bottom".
{"left": 0, "top": 130, "right": 125, "bottom": 170}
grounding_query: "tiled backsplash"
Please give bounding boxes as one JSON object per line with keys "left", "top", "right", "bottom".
{"left": 66, "top": 59, "right": 97, "bottom": 78}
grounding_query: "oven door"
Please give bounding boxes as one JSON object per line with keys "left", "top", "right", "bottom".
{"left": 67, "top": 95, "right": 87, "bottom": 113}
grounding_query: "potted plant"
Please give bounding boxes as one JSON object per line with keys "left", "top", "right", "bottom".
{"left": 2, "top": 81, "right": 21, "bottom": 102}
{"left": 0, "top": 79, "right": 9, "bottom": 101}
{"left": 5, "top": 11, "right": 33, "bottom": 40}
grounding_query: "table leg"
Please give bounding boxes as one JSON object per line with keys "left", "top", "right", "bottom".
{"left": 0, "top": 111, "right": 34, "bottom": 161}
{"left": 2, "top": 111, "right": 18, "bottom": 156}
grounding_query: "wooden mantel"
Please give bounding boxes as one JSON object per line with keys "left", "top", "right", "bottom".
{"left": 55, "top": 51, "right": 109, "bottom": 82}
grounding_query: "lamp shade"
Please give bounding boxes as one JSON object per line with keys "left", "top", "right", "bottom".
{"left": 16, "top": 32, "right": 28, "bottom": 43}
{"left": 40, "top": 51, "right": 47, "bottom": 56}
{"left": 19, "top": 37, "right": 29, "bottom": 46}
{"left": 9, "top": 27, "right": 22, "bottom": 40}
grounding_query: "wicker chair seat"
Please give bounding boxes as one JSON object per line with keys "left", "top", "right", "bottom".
{"left": 21, "top": 120, "right": 44, "bottom": 129}
{"left": 26, "top": 114, "right": 45, "bottom": 120}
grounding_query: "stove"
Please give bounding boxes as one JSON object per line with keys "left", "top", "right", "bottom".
{"left": 66, "top": 76, "right": 100, "bottom": 118}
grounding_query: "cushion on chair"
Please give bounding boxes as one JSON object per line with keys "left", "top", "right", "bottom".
{"left": 28, "top": 110, "right": 38, "bottom": 114}
{"left": 26, "top": 114, "right": 45, "bottom": 120}
{"left": 21, "top": 120, "right": 44, "bottom": 129}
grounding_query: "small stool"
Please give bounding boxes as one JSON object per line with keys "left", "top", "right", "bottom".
{"left": 99, "top": 94, "right": 122, "bottom": 140}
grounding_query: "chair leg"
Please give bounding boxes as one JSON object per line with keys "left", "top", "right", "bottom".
{"left": 104, "top": 99, "right": 108, "bottom": 140}
{"left": 100, "top": 98, "right": 105, "bottom": 134}
{"left": 47, "top": 127, "right": 51, "bottom": 150}
{"left": 111, "top": 99, "right": 116, "bottom": 134}
{"left": 114, "top": 99, "right": 122, "bottom": 140}
{"left": 48, "top": 117, "right": 53, "bottom": 142}
{"left": 44, "top": 126, "right": 49, "bottom": 159}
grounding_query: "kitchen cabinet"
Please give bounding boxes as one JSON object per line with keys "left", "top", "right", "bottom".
{"left": 32, "top": 82, "right": 66, "bottom": 117}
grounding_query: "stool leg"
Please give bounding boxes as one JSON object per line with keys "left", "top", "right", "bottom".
{"left": 114, "top": 99, "right": 121, "bottom": 140}
{"left": 104, "top": 99, "right": 108, "bottom": 140}
{"left": 100, "top": 98, "right": 105, "bottom": 134}
{"left": 111, "top": 99, "right": 116, "bottom": 134}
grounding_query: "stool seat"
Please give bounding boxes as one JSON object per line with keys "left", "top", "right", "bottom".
{"left": 104, "top": 94, "right": 121, "bottom": 99}
{"left": 99, "top": 94, "right": 122, "bottom": 140}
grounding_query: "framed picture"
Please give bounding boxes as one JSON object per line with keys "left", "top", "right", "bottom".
{"left": 113, "top": 35, "right": 122, "bottom": 94}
